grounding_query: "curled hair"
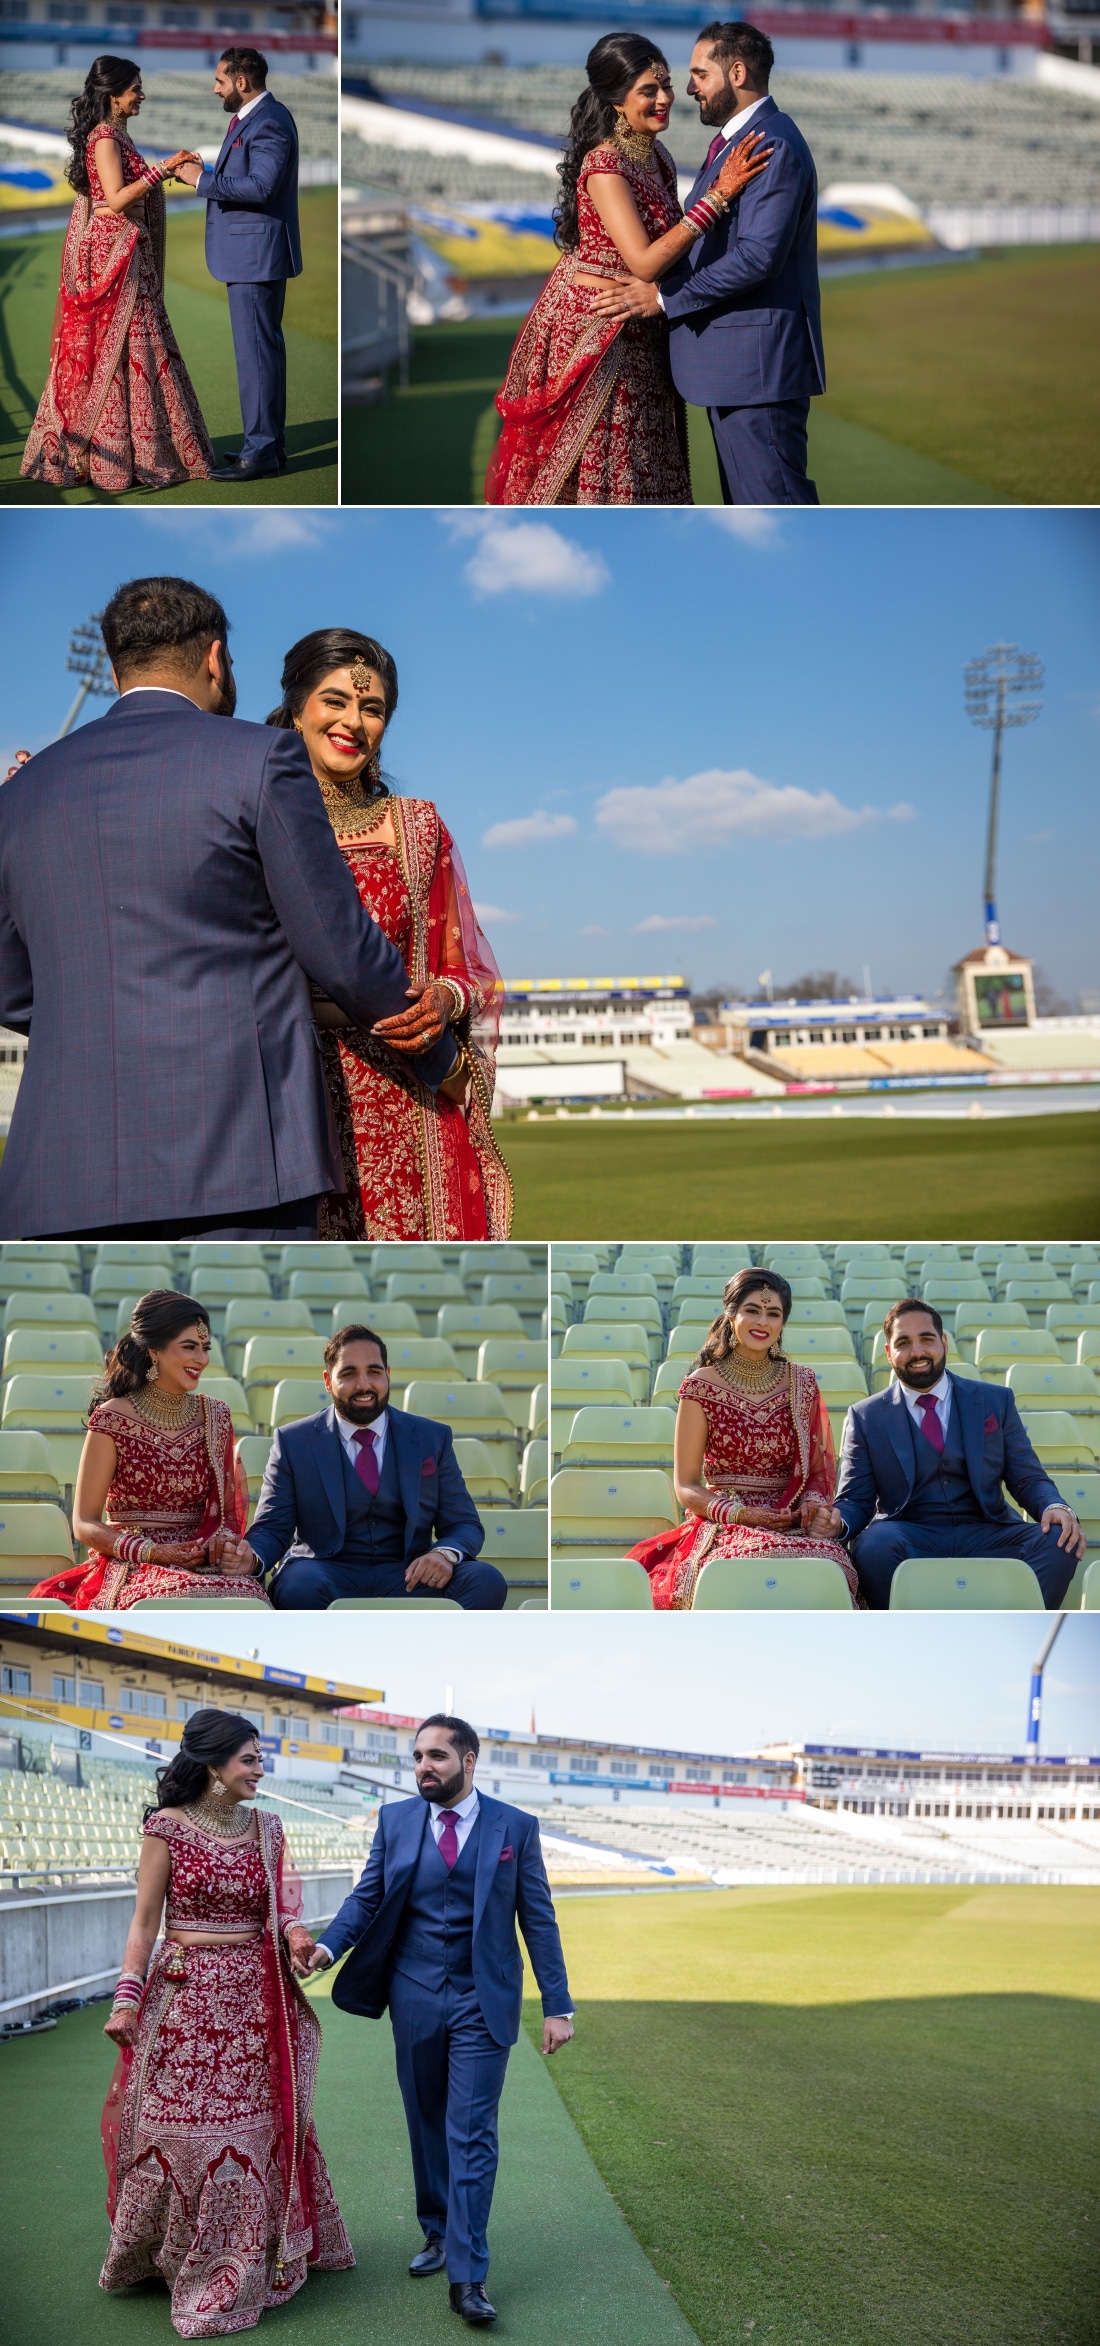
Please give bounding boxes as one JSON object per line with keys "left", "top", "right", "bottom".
{"left": 697, "top": 19, "right": 775, "bottom": 85}
{"left": 218, "top": 45, "right": 268, "bottom": 85}
{"left": 66, "top": 56, "right": 141, "bottom": 198}
{"left": 147, "top": 1708, "right": 260, "bottom": 1818}
{"left": 882, "top": 1297, "right": 944, "bottom": 1343}
{"left": 417, "top": 1712, "right": 480, "bottom": 1762}
{"left": 556, "top": 32, "right": 669, "bottom": 251}
{"left": 94, "top": 1288, "right": 210, "bottom": 1408}
{"left": 323, "top": 1322, "right": 388, "bottom": 1372}
{"left": 100, "top": 575, "right": 229, "bottom": 679}
{"left": 695, "top": 1268, "right": 792, "bottom": 1370}
{"left": 266, "top": 628, "right": 398, "bottom": 795}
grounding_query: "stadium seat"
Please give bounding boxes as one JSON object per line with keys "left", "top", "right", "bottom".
{"left": 222, "top": 1298, "right": 315, "bottom": 1376}
{"left": 665, "top": 1323, "right": 706, "bottom": 1360}
{"left": 904, "top": 1243, "right": 961, "bottom": 1273}
{"left": 477, "top": 1505, "right": 548, "bottom": 1604}
{"left": 288, "top": 1269, "right": 372, "bottom": 1330}
{"left": 278, "top": 1244, "right": 357, "bottom": 1277}
{"left": 238, "top": 1336, "right": 328, "bottom": 1427}
{"left": 832, "top": 1242, "right": 894, "bottom": 1271}
{"left": 1077, "top": 1330, "right": 1100, "bottom": 1371}
{"left": 3, "top": 1291, "right": 99, "bottom": 1340}
{"left": 528, "top": 1384, "right": 548, "bottom": 1442}
{"left": 334, "top": 1302, "right": 420, "bottom": 1342}
{"left": 1, "top": 1328, "right": 102, "bottom": 1386}
{"left": 1043, "top": 1243, "right": 1096, "bottom": 1275}
{"left": 0, "top": 1430, "right": 61, "bottom": 1503}
{"left": 784, "top": 1277, "right": 829, "bottom": 1302}
{"left": 270, "top": 1378, "right": 330, "bottom": 1430}
{"left": 651, "top": 1358, "right": 690, "bottom": 1404}
{"left": 1019, "top": 1411, "right": 1098, "bottom": 1470}
{"left": 460, "top": 1245, "right": 536, "bottom": 1283}
{"left": 954, "top": 1300, "right": 1030, "bottom": 1360}
{"left": 589, "top": 1270, "right": 661, "bottom": 1303}
{"left": 0, "top": 1501, "right": 74, "bottom": 1601}
{"left": 436, "top": 1302, "right": 524, "bottom": 1375}
{"left": 369, "top": 1245, "right": 445, "bottom": 1276}
{"left": 405, "top": 1381, "right": 518, "bottom": 1492}
{"left": 550, "top": 1556, "right": 652, "bottom": 1610}
{"left": 1, "top": 1373, "right": 97, "bottom": 1487}
{"left": 549, "top": 1467, "right": 678, "bottom": 1552}
{"left": 477, "top": 1339, "right": 548, "bottom": 1425}
{"left": 583, "top": 1293, "right": 664, "bottom": 1359}
{"left": 783, "top": 1325, "right": 856, "bottom": 1364}
{"left": 520, "top": 1439, "right": 548, "bottom": 1506}
{"left": 787, "top": 1299, "right": 849, "bottom": 1329}
{"left": 673, "top": 1298, "right": 720, "bottom": 1329}
{"left": 452, "top": 1439, "right": 515, "bottom": 1506}
{"left": 561, "top": 1405, "right": 676, "bottom": 1470}
{"left": 88, "top": 1262, "right": 174, "bottom": 1324}
{"left": 923, "top": 1278, "right": 992, "bottom": 1326}
{"left": 383, "top": 1272, "right": 466, "bottom": 1332}
{"left": 0, "top": 1261, "right": 76, "bottom": 1306}
{"left": 196, "top": 1375, "right": 253, "bottom": 1431}
{"left": 235, "top": 1433, "right": 275, "bottom": 1523}
{"left": 327, "top": 1597, "right": 462, "bottom": 1610}
{"left": 973, "top": 1329, "right": 1062, "bottom": 1380}
{"left": 560, "top": 1324, "right": 652, "bottom": 1403}
{"left": 692, "top": 1553, "right": 854, "bottom": 1609}
{"left": 672, "top": 1274, "right": 728, "bottom": 1306}
{"left": 689, "top": 1245, "right": 753, "bottom": 1277}
{"left": 1082, "top": 1560, "right": 1100, "bottom": 1610}
{"left": 131, "top": 1596, "right": 270, "bottom": 1611}
{"left": 186, "top": 1243, "right": 268, "bottom": 1272}
{"left": 1, "top": 1242, "right": 81, "bottom": 1269}
{"left": 1044, "top": 1303, "right": 1100, "bottom": 1361}
{"left": 763, "top": 1248, "right": 831, "bottom": 1285}
{"left": 888, "top": 1556, "right": 1044, "bottom": 1610}
{"left": 1002, "top": 1276, "right": 1072, "bottom": 1323}
{"left": 481, "top": 1275, "right": 546, "bottom": 1335}
{"left": 549, "top": 1359, "right": 633, "bottom": 1457}
{"left": 1006, "top": 1362, "right": 1100, "bottom": 1416}
{"left": 382, "top": 1338, "right": 462, "bottom": 1407}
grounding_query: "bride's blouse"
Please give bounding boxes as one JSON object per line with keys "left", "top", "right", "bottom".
{"left": 575, "top": 141, "right": 683, "bottom": 279}
{"left": 145, "top": 1809, "right": 274, "bottom": 1935}
{"left": 88, "top": 1398, "right": 229, "bottom": 1549}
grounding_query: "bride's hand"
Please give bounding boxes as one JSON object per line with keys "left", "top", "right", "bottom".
{"left": 4, "top": 751, "right": 31, "bottom": 780}
{"left": 713, "top": 130, "right": 773, "bottom": 206}
{"left": 735, "top": 1506, "right": 796, "bottom": 1530}
{"left": 371, "top": 981, "right": 452, "bottom": 1054}
{"left": 144, "top": 1540, "right": 210, "bottom": 1568}
{"left": 104, "top": 2007, "right": 140, "bottom": 2047}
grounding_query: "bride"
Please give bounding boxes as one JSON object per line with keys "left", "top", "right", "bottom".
{"left": 628, "top": 1269, "right": 861, "bottom": 1608}
{"left": 267, "top": 628, "right": 513, "bottom": 1240}
{"left": 486, "top": 30, "right": 770, "bottom": 505}
{"left": 21, "top": 55, "right": 214, "bottom": 493}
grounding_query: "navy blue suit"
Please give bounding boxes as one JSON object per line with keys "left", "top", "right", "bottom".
{"left": 834, "top": 1373, "right": 1073, "bottom": 1608}
{"left": 197, "top": 92, "right": 301, "bottom": 467}
{"left": 0, "top": 692, "right": 455, "bottom": 1237}
{"left": 250, "top": 1402, "right": 505, "bottom": 1608}
{"left": 662, "top": 97, "right": 823, "bottom": 505}
{"left": 323, "top": 1791, "right": 571, "bottom": 2281}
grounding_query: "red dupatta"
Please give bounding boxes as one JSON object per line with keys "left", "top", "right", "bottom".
{"left": 30, "top": 1393, "right": 247, "bottom": 1610}
{"left": 485, "top": 249, "right": 626, "bottom": 506}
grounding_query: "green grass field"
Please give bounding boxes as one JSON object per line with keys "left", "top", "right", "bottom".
{"left": 341, "top": 246, "right": 1100, "bottom": 506}
{"left": 498, "top": 1108, "right": 1100, "bottom": 1239}
{"left": 0, "top": 190, "right": 336, "bottom": 504}
{"left": 526, "top": 1884, "right": 1100, "bottom": 2346}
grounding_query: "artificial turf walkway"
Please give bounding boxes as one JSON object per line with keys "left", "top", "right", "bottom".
{"left": 1, "top": 1966, "right": 699, "bottom": 2346}
{"left": 499, "top": 1106, "right": 1100, "bottom": 1240}
{"left": 0, "top": 191, "right": 336, "bottom": 505}
{"left": 540, "top": 1882, "right": 1100, "bottom": 2346}
{"left": 341, "top": 246, "right": 1100, "bottom": 506}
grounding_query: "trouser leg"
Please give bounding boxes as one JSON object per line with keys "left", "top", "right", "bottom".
{"left": 950, "top": 1518, "right": 1078, "bottom": 1609}
{"left": 709, "top": 398, "right": 818, "bottom": 506}
{"left": 389, "top": 1976, "right": 450, "bottom": 2241}
{"left": 851, "top": 1519, "right": 917, "bottom": 1609}
{"left": 226, "top": 278, "right": 287, "bottom": 465}
{"left": 444, "top": 1556, "right": 509, "bottom": 1610}
{"left": 267, "top": 1555, "right": 344, "bottom": 1607}
{"left": 444, "top": 1986, "right": 511, "bottom": 2285}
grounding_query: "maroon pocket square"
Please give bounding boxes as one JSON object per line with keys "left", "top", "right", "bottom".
{"left": 420, "top": 1457, "right": 436, "bottom": 1475}
{"left": 499, "top": 1846, "right": 514, "bottom": 1862}
{"left": 983, "top": 1415, "right": 999, "bottom": 1433}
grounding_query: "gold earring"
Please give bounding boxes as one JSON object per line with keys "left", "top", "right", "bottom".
{"left": 212, "top": 1776, "right": 227, "bottom": 1798}
{"left": 147, "top": 1357, "right": 159, "bottom": 1383}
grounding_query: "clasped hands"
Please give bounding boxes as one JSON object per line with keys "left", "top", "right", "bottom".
{"left": 143, "top": 1530, "right": 259, "bottom": 1574}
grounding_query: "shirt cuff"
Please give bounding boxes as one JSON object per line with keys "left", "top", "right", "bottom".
{"left": 655, "top": 287, "right": 666, "bottom": 313}
{"left": 314, "top": 1943, "right": 333, "bottom": 1964}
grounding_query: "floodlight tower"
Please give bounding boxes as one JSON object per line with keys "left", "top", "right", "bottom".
{"left": 1025, "top": 1613, "right": 1065, "bottom": 1761}
{"left": 963, "top": 644, "right": 1042, "bottom": 947}
{"left": 58, "top": 613, "right": 114, "bottom": 739}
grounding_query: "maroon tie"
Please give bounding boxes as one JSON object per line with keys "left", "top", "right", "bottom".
{"left": 705, "top": 131, "right": 728, "bottom": 171}
{"left": 225, "top": 113, "right": 240, "bottom": 139}
{"left": 916, "top": 1394, "right": 945, "bottom": 1455}
{"left": 437, "top": 1812, "right": 459, "bottom": 1870}
{"left": 351, "top": 1426, "right": 379, "bottom": 1494}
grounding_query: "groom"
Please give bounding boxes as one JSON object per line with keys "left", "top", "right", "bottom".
{"left": 308, "top": 1714, "right": 573, "bottom": 2325}
{"left": 175, "top": 49, "right": 301, "bottom": 482}
{"left": 595, "top": 19, "right": 823, "bottom": 505}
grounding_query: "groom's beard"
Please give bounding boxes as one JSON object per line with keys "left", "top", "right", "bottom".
{"left": 696, "top": 76, "right": 736, "bottom": 129}
{"left": 211, "top": 653, "right": 237, "bottom": 717}
{"left": 416, "top": 1757, "right": 466, "bottom": 1806}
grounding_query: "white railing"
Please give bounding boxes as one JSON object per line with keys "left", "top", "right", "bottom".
{"left": 928, "top": 203, "right": 1100, "bottom": 247}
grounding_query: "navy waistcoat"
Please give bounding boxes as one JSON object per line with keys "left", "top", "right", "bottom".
{"left": 390, "top": 1812, "right": 481, "bottom": 1991}
{"left": 897, "top": 1393, "right": 985, "bottom": 1525}
{"left": 338, "top": 1426, "right": 407, "bottom": 1566}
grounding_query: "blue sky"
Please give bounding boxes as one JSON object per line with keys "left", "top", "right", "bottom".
{"left": 2, "top": 506, "right": 1097, "bottom": 1001}
{"left": 155, "top": 1613, "right": 1100, "bottom": 1760}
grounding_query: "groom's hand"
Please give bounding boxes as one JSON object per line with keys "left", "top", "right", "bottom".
{"left": 406, "top": 1547, "right": 456, "bottom": 1592}
{"left": 173, "top": 159, "right": 203, "bottom": 188}
{"left": 591, "top": 277, "right": 660, "bottom": 320}
{"left": 1040, "top": 1503, "right": 1085, "bottom": 1558}
{"left": 541, "top": 2017, "right": 574, "bottom": 2056}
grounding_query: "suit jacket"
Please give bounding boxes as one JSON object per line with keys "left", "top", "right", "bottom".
{"left": 834, "top": 1373, "right": 1063, "bottom": 1542}
{"left": 248, "top": 1402, "right": 485, "bottom": 1576}
{"left": 662, "top": 96, "right": 824, "bottom": 407}
{"left": 0, "top": 691, "right": 455, "bottom": 1234}
{"left": 324, "top": 1791, "right": 571, "bottom": 2047}
{"left": 198, "top": 91, "right": 302, "bottom": 284}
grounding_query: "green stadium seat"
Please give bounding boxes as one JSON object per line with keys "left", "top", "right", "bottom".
{"left": 923, "top": 1279, "right": 992, "bottom": 1326}
{"left": 692, "top": 1553, "right": 854, "bottom": 1609}
{"left": 550, "top": 1556, "right": 652, "bottom": 1610}
{"left": 784, "top": 1277, "right": 829, "bottom": 1301}
{"left": 329, "top": 1302, "right": 417, "bottom": 1343}
{"left": 973, "top": 1329, "right": 1062, "bottom": 1380}
{"left": 405, "top": 1381, "right": 517, "bottom": 1493}
{"left": 783, "top": 1326, "right": 856, "bottom": 1364}
{"left": 480, "top": 1275, "right": 546, "bottom": 1335}
{"left": 379, "top": 1338, "right": 461, "bottom": 1407}
{"left": 369, "top": 1245, "right": 445, "bottom": 1275}
{"left": 762, "top": 1249, "right": 831, "bottom": 1286}
{"left": 788, "top": 1300, "right": 849, "bottom": 1328}
{"left": 1044, "top": 1303, "right": 1100, "bottom": 1361}
{"left": 1019, "top": 1411, "right": 1098, "bottom": 1470}
{"left": 840, "top": 1274, "right": 907, "bottom": 1306}
{"left": 615, "top": 1247, "right": 679, "bottom": 1279}
{"left": 1053, "top": 1470, "right": 1100, "bottom": 1544}
{"left": 476, "top": 1341, "right": 548, "bottom": 1427}
{"left": 235, "top": 1433, "right": 275, "bottom": 1523}
{"left": 0, "top": 1260, "right": 76, "bottom": 1306}
{"left": 1, "top": 1373, "right": 97, "bottom": 1487}
{"left": 904, "top": 1244, "right": 962, "bottom": 1273}
{"left": 561, "top": 1405, "right": 676, "bottom": 1470}
{"left": 1043, "top": 1243, "right": 1096, "bottom": 1276}
{"left": 528, "top": 1384, "right": 549, "bottom": 1442}
{"left": 3, "top": 1291, "right": 98, "bottom": 1340}
{"left": 384, "top": 1272, "right": 466, "bottom": 1332}
{"left": 1082, "top": 1559, "right": 1100, "bottom": 1610}
{"left": 673, "top": 1297, "right": 720, "bottom": 1328}
{"left": 547, "top": 1249, "right": 600, "bottom": 1287}
{"left": 238, "top": 1336, "right": 328, "bottom": 1426}
{"left": 1001, "top": 1275, "right": 1071, "bottom": 1322}
{"left": 1077, "top": 1331, "right": 1100, "bottom": 1370}
{"left": 689, "top": 1245, "right": 753, "bottom": 1276}
{"left": 222, "top": 1298, "right": 316, "bottom": 1375}
{"left": 584, "top": 1298, "right": 660, "bottom": 1350}
{"left": 651, "top": 1358, "right": 689, "bottom": 1405}
{"left": 973, "top": 1241, "right": 1029, "bottom": 1271}
{"left": 188, "top": 1269, "right": 272, "bottom": 1336}
{"left": 1, "top": 1242, "right": 81, "bottom": 1269}
{"left": 452, "top": 1439, "right": 515, "bottom": 1505}
{"left": 589, "top": 1270, "right": 661, "bottom": 1304}
{"left": 1, "top": 1328, "right": 102, "bottom": 1385}
{"left": 185, "top": 1243, "right": 268, "bottom": 1272}
{"left": 888, "top": 1556, "right": 1043, "bottom": 1610}
{"left": 436, "top": 1303, "right": 525, "bottom": 1375}
{"left": 327, "top": 1597, "right": 462, "bottom": 1610}
{"left": 520, "top": 1439, "right": 548, "bottom": 1506}
{"left": 0, "top": 1501, "right": 74, "bottom": 1601}
{"left": 0, "top": 1430, "right": 62, "bottom": 1503}
{"left": 832, "top": 1242, "right": 894, "bottom": 1270}
{"left": 953, "top": 1300, "right": 1030, "bottom": 1359}
{"left": 549, "top": 1358, "right": 633, "bottom": 1457}
{"left": 672, "top": 1274, "right": 728, "bottom": 1305}
{"left": 283, "top": 1270, "right": 371, "bottom": 1331}
{"left": 549, "top": 1467, "right": 678, "bottom": 1552}
{"left": 1006, "top": 1362, "right": 1100, "bottom": 1416}
{"left": 477, "top": 1505, "right": 548, "bottom": 1601}
{"left": 196, "top": 1375, "right": 254, "bottom": 1431}
{"left": 665, "top": 1323, "right": 706, "bottom": 1360}
{"left": 270, "top": 1379, "right": 330, "bottom": 1430}
{"left": 460, "top": 1245, "right": 536, "bottom": 1285}
{"left": 130, "top": 1596, "right": 270, "bottom": 1611}
{"left": 278, "top": 1244, "right": 357, "bottom": 1277}
{"left": 809, "top": 1361, "right": 868, "bottom": 1403}
{"left": 560, "top": 1324, "right": 652, "bottom": 1404}
{"left": 88, "top": 1261, "right": 174, "bottom": 1319}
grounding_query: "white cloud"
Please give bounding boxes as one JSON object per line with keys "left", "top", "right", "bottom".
{"left": 482, "top": 810, "right": 578, "bottom": 849}
{"left": 699, "top": 509, "right": 781, "bottom": 547}
{"left": 473, "top": 901, "right": 522, "bottom": 925}
{"left": 579, "top": 924, "right": 610, "bottom": 936}
{"left": 595, "top": 767, "right": 916, "bottom": 855}
{"left": 632, "top": 913, "right": 718, "bottom": 933}
{"left": 449, "top": 516, "right": 609, "bottom": 599}
{"left": 145, "top": 512, "right": 335, "bottom": 553}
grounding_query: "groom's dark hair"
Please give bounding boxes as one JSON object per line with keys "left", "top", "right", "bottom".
{"left": 219, "top": 46, "right": 268, "bottom": 86}
{"left": 698, "top": 20, "right": 774, "bottom": 85}
{"left": 417, "top": 1714, "right": 481, "bottom": 1762}
{"left": 101, "top": 577, "right": 230, "bottom": 680}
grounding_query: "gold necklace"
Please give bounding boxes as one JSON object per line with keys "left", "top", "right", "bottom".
{"left": 185, "top": 1793, "right": 253, "bottom": 1841}
{"left": 132, "top": 1382, "right": 199, "bottom": 1430}
{"left": 716, "top": 1349, "right": 785, "bottom": 1396}
{"left": 612, "top": 121, "right": 660, "bottom": 169}
{"left": 316, "top": 772, "right": 392, "bottom": 841}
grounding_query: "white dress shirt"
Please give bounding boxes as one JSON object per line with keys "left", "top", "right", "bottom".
{"left": 229, "top": 89, "right": 269, "bottom": 128}
{"left": 899, "top": 1368, "right": 953, "bottom": 1442}
{"left": 120, "top": 686, "right": 199, "bottom": 703}
{"left": 335, "top": 1405, "right": 389, "bottom": 1477}
{"left": 429, "top": 1784, "right": 480, "bottom": 1854}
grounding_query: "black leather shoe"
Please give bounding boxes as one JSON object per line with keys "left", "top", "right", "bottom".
{"left": 212, "top": 456, "right": 281, "bottom": 481}
{"left": 409, "top": 2234, "right": 446, "bottom": 2276}
{"left": 450, "top": 2282, "right": 496, "bottom": 2324}
{"left": 222, "top": 450, "right": 288, "bottom": 472}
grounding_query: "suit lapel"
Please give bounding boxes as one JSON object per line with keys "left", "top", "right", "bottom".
{"left": 315, "top": 1406, "right": 347, "bottom": 1547}
{"left": 694, "top": 95, "right": 777, "bottom": 200}
{"left": 885, "top": 1380, "right": 916, "bottom": 1503}
{"left": 950, "top": 1373, "right": 985, "bottom": 1502}
{"left": 388, "top": 1408, "right": 424, "bottom": 1559}
{"left": 473, "top": 1795, "right": 507, "bottom": 1938}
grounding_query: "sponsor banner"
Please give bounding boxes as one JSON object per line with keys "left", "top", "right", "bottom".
{"left": 670, "top": 1782, "right": 807, "bottom": 1802}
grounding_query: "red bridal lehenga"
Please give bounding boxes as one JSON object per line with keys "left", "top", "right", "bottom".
{"left": 316, "top": 794, "right": 513, "bottom": 1241}
{"left": 100, "top": 1809, "right": 354, "bottom": 2337}
{"left": 27, "top": 1393, "right": 266, "bottom": 1610}
{"left": 20, "top": 122, "right": 213, "bottom": 492}
{"left": 629, "top": 1362, "right": 861, "bottom": 1609}
{"left": 486, "top": 138, "right": 691, "bottom": 506}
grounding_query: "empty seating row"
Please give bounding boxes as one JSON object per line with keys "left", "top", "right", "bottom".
{"left": 547, "top": 1551, "right": 1090, "bottom": 1611}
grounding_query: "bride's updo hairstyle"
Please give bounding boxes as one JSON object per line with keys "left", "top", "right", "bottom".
{"left": 147, "top": 1709, "right": 261, "bottom": 1818}
{"left": 66, "top": 56, "right": 141, "bottom": 196}
{"left": 94, "top": 1288, "right": 211, "bottom": 1408}
{"left": 695, "top": 1268, "right": 793, "bottom": 1370}
{"left": 556, "top": 31, "right": 670, "bottom": 250}
{"left": 267, "top": 629, "right": 398, "bottom": 729}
